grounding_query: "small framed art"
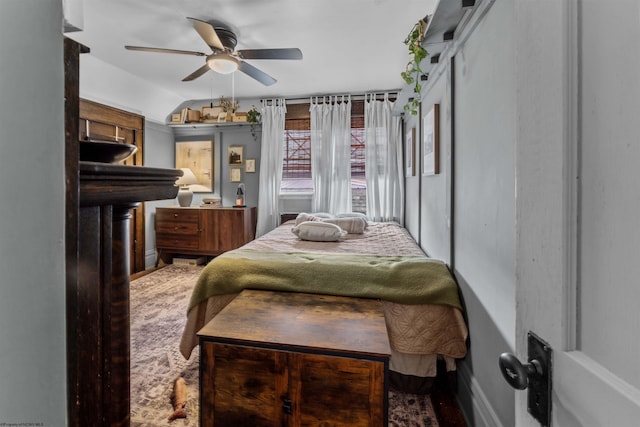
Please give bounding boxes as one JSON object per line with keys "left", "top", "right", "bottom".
{"left": 405, "top": 127, "right": 416, "bottom": 177}
{"left": 230, "top": 168, "right": 241, "bottom": 182}
{"left": 175, "top": 140, "right": 213, "bottom": 192}
{"left": 422, "top": 104, "right": 440, "bottom": 176}
{"left": 228, "top": 146, "right": 243, "bottom": 165}
{"left": 245, "top": 158, "right": 256, "bottom": 173}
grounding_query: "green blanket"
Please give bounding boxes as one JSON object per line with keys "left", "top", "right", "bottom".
{"left": 188, "top": 250, "right": 462, "bottom": 312}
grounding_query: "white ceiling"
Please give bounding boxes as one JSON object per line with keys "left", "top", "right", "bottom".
{"left": 68, "top": 0, "right": 436, "bottom": 102}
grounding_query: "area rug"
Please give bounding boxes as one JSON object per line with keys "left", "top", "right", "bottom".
{"left": 130, "top": 264, "right": 439, "bottom": 426}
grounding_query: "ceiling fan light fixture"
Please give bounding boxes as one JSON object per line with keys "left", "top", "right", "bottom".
{"left": 207, "top": 53, "right": 239, "bottom": 74}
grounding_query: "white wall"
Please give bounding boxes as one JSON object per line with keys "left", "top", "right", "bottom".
{"left": 79, "top": 54, "right": 184, "bottom": 123}
{"left": 403, "top": 110, "right": 421, "bottom": 242}
{"left": 0, "top": 1, "right": 67, "bottom": 424}
{"left": 454, "top": 3, "right": 516, "bottom": 424}
{"left": 403, "top": 1, "right": 516, "bottom": 425}
{"left": 419, "top": 68, "right": 452, "bottom": 262}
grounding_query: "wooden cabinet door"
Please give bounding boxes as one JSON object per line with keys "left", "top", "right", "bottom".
{"left": 290, "top": 353, "right": 386, "bottom": 427}
{"left": 214, "top": 209, "right": 249, "bottom": 253}
{"left": 200, "top": 208, "right": 255, "bottom": 254}
{"left": 201, "top": 343, "right": 289, "bottom": 427}
{"left": 201, "top": 342, "right": 386, "bottom": 427}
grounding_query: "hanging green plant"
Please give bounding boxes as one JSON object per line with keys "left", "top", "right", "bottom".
{"left": 247, "top": 105, "right": 261, "bottom": 142}
{"left": 401, "top": 18, "right": 429, "bottom": 115}
{"left": 247, "top": 105, "right": 261, "bottom": 124}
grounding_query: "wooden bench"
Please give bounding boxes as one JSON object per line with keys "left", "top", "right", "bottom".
{"left": 198, "top": 289, "right": 391, "bottom": 426}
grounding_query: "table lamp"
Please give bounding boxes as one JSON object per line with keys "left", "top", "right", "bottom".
{"left": 175, "top": 168, "right": 199, "bottom": 207}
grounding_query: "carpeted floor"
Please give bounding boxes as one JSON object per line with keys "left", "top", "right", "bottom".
{"left": 130, "top": 264, "right": 439, "bottom": 426}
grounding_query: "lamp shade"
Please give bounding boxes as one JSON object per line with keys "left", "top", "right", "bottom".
{"left": 207, "top": 53, "right": 239, "bottom": 74}
{"left": 175, "top": 168, "right": 199, "bottom": 187}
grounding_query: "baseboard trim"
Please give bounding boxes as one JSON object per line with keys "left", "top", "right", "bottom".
{"left": 145, "top": 249, "right": 157, "bottom": 270}
{"left": 458, "top": 363, "right": 505, "bottom": 427}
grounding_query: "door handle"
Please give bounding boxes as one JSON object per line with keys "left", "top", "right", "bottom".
{"left": 498, "top": 331, "right": 552, "bottom": 427}
{"left": 498, "top": 352, "right": 542, "bottom": 390}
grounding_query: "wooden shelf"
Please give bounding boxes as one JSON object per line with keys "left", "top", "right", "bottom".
{"left": 168, "top": 121, "right": 259, "bottom": 129}
{"left": 394, "top": 0, "right": 478, "bottom": 115}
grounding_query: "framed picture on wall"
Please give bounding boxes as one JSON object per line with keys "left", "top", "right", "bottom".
{"left": 230, "top": 168, "right": 241, "bottom": 182}
{"left": 228, "top": 146, "right": 243, "bottom": 165}
{"left": 422, "top": 104, "right": 440, "bottom": 176}
{"left": 245, "top": 158, "right": 256, "bottom": 173}
{"left": 175, "top": 140, "right": 214, "bottom": 192}
{"left": 405, "top": 127, "right": 416, "bottom": 177}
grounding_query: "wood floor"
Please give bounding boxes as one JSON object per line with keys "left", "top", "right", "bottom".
{"left": 431, "top": 364, "right": 467, "bottom": 427}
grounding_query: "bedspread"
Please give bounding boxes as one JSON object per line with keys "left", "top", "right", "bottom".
{"left": 179, "top": 221, "right": 468, "bottom": 381}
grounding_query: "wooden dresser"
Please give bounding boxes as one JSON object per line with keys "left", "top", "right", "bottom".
{"left": 198, "top": 290, "right": 391, "bottom": 427}
{"left": 155, "top": 206, "right": 256, "bottom": 263}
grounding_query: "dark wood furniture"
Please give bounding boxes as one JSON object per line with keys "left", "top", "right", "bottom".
{"left": 65, "top": 36, "right": 181, "bottom": 427}
{"left": 79, "top": 99, "right": 146, "bottom": 274}
{"left": 279, "top": 212, "right": 299, "bottom": 224}
{"left": 198, "top": 290, "right": 391, "bottom": 427}
{"left": 155, "top": 206, "right": 256, "bottom": 263}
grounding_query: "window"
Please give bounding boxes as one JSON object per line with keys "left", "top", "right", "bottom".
{"left": 280, "top": 105, "right": 366, "bottom": 213}
{"left": 281, "top": 118, "right": 312, "bottom": 192}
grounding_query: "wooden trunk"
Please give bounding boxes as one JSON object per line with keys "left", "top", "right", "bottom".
{"left": 198, "top": 290, "right": 391, "bottom": 427}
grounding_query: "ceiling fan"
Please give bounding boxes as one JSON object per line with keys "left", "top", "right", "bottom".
{"left": 125, "top": 17, "right": 303, "bottom": 86}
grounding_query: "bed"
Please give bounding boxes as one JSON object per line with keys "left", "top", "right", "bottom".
{"left": 179, "top": 217, "right": 468, "bottom": 393}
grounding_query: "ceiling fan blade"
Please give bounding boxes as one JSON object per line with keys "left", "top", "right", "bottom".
{"left": 237, "top": 61, "right": 276, "bottom": 86}
{"left": 237, "top": 48, "right": 303, "bottom": 60}
{"left": 187, "top": 17, "right": 224, "bottom": 51}
{"left": 182, "top": 64, "right": 212, "bottom": 81}
{"left": 125, "top": 45, "right": 206, "bottom": 57}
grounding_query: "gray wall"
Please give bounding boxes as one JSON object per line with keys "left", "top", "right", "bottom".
{"left": 143, "top": 120, "right": 178, "bottom": 268}
{"left": 0, "top": 1, "right": 67, "bottom": 424}
{"left": 455, "top": 3, "right": 516, "bottom": 425}
{"left": 404, "top": 1, "right": 516, "bottom": 426}
{"left": 403, "top": 111, "right": 421, "bottom": 242}
{"left": 419, "top": 71, "right": 452, "bottom": 263}
{"left": 171, "top": 122, "right": 262, "bottom": 207}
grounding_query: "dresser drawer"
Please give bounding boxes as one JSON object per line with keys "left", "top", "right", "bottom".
{"left": 156, "top": 209, "right": 199, "bottom": 224}
{"left": 156, "top": 234, "right": 200, "bottom": 250}
{"left": 155, "top": 221, "right": 199, "bottom": 236}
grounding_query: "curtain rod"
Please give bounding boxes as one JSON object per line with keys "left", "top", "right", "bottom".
{"left": 262, "top": 90, "right": 400, "bottom": 105}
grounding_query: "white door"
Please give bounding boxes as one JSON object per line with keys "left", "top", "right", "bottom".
{"left": 514, "top": 0, "right": 640, "bottom": 425}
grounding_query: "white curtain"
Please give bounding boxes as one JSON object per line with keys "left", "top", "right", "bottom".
{"left": 256, "top": 98, "right": 286, "bottom": 237}
{"left": 364, "top": 93, "right": 404, "bottom": 223}
{"left": 310, "top": 96, "right": 352, "bottom": 213}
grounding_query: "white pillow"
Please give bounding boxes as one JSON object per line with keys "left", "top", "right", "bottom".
{"left": 291, "top": 221, "right": 346, "bottom": 242}
{"left": 295, "top": 212, "right": 322, "bottom": 225}
{"left": 312, "top": 212, "right": 335, "bottom": 219}
{"left": 336, "top": 212, "right": 369, "bottom": 220}
{"left": 322, "top": 217, "right": 366, "bottom": 234}
{"left": 335, "top": 212, "right": 369, "bottom": 228}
